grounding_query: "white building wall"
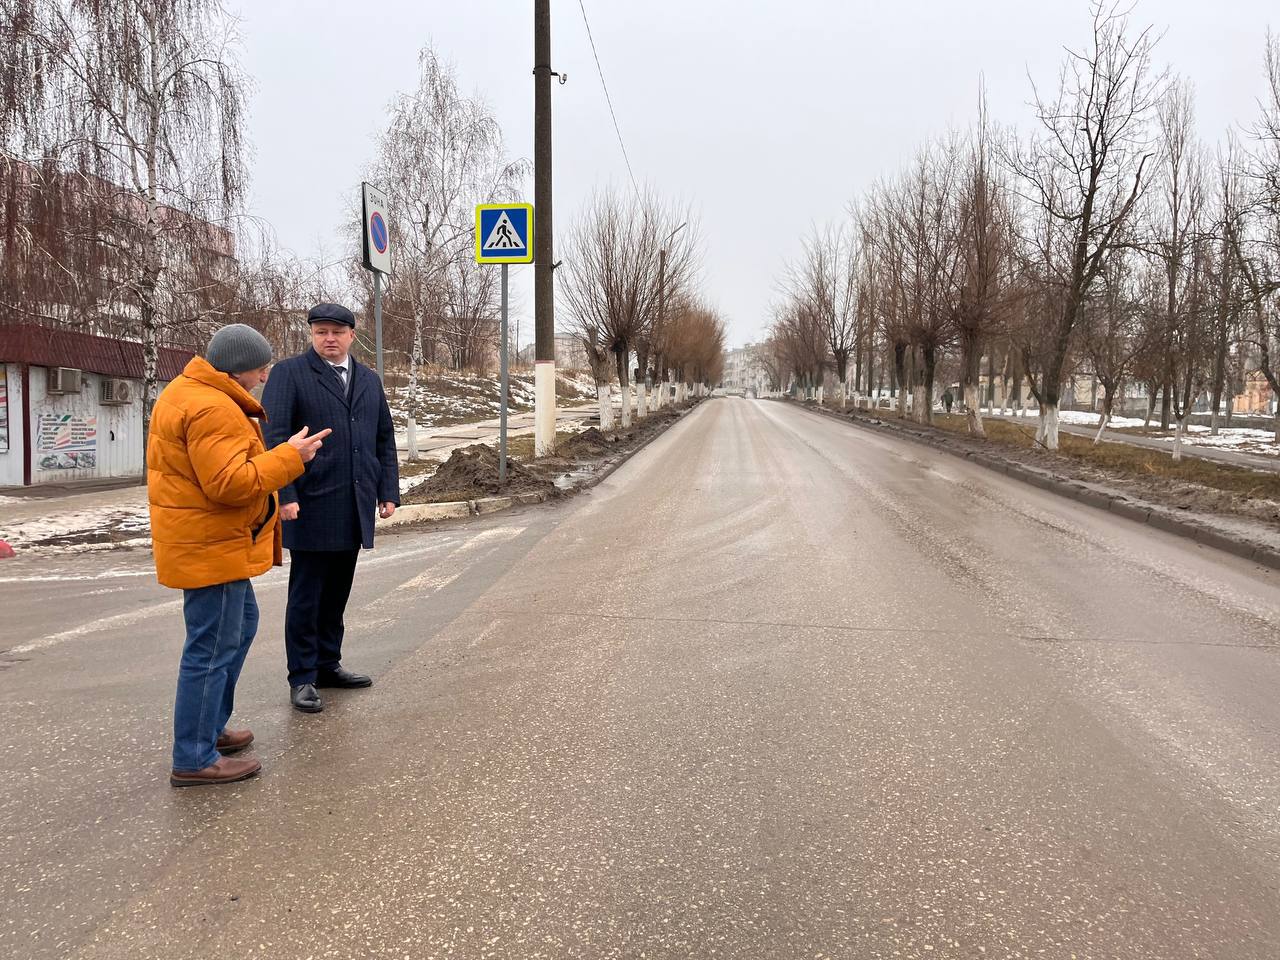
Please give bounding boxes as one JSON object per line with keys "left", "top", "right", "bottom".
{"left": 4, "top": 366, "right": 152, "bottom": 485}
{"left": 0, "top": 363, "right": 25, "bottom": 486}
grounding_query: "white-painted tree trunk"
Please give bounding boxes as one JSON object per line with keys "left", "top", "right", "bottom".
{"left": 912, "top": 385, "right": 927, "bottom": 423}
{"left": 816, "top": 385, "right": 824, "bottom": 405}
{"left": 1093, "top": 411, "right": 1110, "bottom": 445}
{"left": 596, "top": 383, "right": 613, "bottom": 430}
{"left": 620, "top": 382, "right": 632, "bottom": 428}
{"left": 407, "top": 417, "right": 419, "bottom": 459}
{"left": 1173, "top": 417, "right": 1186, "bottom": 461}
{"left": 1041, "top": 402, "right": 1060, "bottom": 450}
{"left": 963, "top": 384, "right": 984, "bottom": 437}
{"left": 636, "top": 382, "right": 647, "bottom": 420}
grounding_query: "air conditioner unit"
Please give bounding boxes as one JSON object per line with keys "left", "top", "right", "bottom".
{"left": 100, "top": 378, "right": 133, "bottom": 405}
{"left": 47, "top": 367, "right": 83, "bottom": 394}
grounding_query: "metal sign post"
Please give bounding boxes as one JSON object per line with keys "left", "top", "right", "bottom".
{"left": 475, "top": 203, "right": 534, "bottom": 487}
{"left": 373, "top": 271, "right": 384, "bottom": 381}
{"left": 361, "top": 182, "right": 393, "bottom": 381}
{"left": 499, "top": 263, "right": 509, "bottom": 483}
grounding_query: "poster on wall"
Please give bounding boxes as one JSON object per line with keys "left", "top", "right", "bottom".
{"left": 36, "top": 413, "right": 97, "bottom": 470}
{"left": 0, "top": 366, "right": 8, "bottom": 453}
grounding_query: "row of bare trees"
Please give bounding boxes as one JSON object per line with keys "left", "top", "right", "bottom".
{"left": 560, "top": 188, "right": 724, "bottom": 429}
{"left": 766, "top": 4, "right": 1280, "bottom": 453}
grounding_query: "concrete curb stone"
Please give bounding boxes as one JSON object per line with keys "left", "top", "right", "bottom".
{"left": 378, "top": 501, "right": 473, "bottom": 527}
{"left": 1074, "top": 488, "right": 1117, "bottom": 511}
{"left": 1109, "top": 499, "right": 1151, "bottom": 524}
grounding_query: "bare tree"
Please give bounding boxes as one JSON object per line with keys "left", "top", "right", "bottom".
{"left": 368, "top": 46, "right": 526, "bottom": 449}
{"left": 2, "top": 0, "right": 250, "bottom": 448}
{"left": 1206, "top": 140, "right": 1246, "bottom": 436}
{"left": 1143, "top": 80, "right": 1212, "bottom": 460}
{"left": 561, "top": 188, "right": 694, "bottom": 428}
{"left": 1078, "top": 248, "right": 1146, "bottom": 442}
{"left": 1241, "top": 33, "right": 1280, "bottom": 442}
{"left": 952, "top": 102, "right": 1015, "bottom": 436}
{"left": 1008, "top": 3, "right": 1163, "bottom": 449}
{"left": 869, "top": 143, "right": 964, "bottom": 425}
{"left": 783, "top": 223, "right": 859, "bottom": 408}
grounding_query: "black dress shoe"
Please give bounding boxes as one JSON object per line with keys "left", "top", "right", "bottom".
{"left": 290, "top": 683, "right": 323, "bottom": 713}
{"left": 315, "top": 666, "right": 373, "bottom": 689}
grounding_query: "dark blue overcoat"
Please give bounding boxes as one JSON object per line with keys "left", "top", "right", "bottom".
{"left": 261, "top": 350, "right": 399, "bottom": 551}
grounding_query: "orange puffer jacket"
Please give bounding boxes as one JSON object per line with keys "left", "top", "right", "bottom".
{"left": 147, "top": 356, "right": 305, "bottom": 590}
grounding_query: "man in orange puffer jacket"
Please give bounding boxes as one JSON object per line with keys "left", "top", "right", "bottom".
{"left": 148, "top": 324, "right": 330, "bottom": 787}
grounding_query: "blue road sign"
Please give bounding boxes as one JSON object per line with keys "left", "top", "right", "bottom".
{"left": 475, "top": 204, "right": 534, "bottom": 264}
{"left": 369, "top": 211, "right": 388, "bottom": 254}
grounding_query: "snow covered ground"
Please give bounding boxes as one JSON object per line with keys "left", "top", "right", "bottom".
{"left": 1053, "top": 410, "right": 1279, "bottom": 456}
{"left": 1057, "top": 410, "right": 1148, "bottom": 429}
{"left": 0, "top": 487, "right": 150, "bottom": 555}
{"left": 386, "top": 369, "right": 595, "bottom": 429}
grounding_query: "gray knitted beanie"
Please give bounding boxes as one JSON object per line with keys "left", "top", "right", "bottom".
{"left": 206, "top": 324, "right": 273, "bottom": 374}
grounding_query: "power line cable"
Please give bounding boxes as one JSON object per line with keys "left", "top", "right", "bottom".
{"left": 576, "top": 0, "right": 641, "bottom": 199}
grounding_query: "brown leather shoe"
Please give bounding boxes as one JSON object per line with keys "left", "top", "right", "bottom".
{"left": 215, "top": 728, "right": 254, "bottom": 754}
{"left": 170, "top": 755, "right": 261, "bottom": 788}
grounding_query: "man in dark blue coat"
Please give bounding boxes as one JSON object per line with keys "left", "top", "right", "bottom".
{"left": 261, "top": 303, "right": 400, "bottom": 713}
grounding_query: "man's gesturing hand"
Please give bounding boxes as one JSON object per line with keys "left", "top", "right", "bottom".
{"left": 288, "top": 425, "right": 331, "bottom": 463}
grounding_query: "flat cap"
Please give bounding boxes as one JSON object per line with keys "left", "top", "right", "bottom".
{"left": 307, "top": 303, "right": 356, "bottom": 328}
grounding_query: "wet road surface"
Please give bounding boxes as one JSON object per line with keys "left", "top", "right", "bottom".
{"left": 3, "top": 397, "right": 1279, "bottom": 959}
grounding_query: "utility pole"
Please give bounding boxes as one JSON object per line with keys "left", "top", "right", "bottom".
{"left": 533, "top": 0, "right": 556, "bottom": 456}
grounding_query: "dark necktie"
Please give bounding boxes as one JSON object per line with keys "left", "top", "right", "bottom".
{"left": 331, "top": 363, "right": 348, "bottom": 392}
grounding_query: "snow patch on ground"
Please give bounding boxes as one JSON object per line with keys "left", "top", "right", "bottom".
{"left": 1057, "top": 410, "right": 1148, "bottom": 429}
{"left": 1, "top": 500, "right": 151, "bottom": 553}
{"left": 1052, "top": 410, "right": 1279, "bottom": 456}
{"left": 387, "top": 369, "right": 594, "bottom": 430}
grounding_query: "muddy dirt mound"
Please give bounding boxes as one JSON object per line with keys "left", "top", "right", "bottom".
{"left": 557, "top": 427, "right": 613, "bottom": 458}
{"left": 403, "top": 444, "right": 556, "bottom": 504}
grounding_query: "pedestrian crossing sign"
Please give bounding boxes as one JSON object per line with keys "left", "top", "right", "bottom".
{"left": 475, "top": 203, "right": 534, "bottom": 264}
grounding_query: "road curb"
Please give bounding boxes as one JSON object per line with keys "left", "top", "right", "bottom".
{"left": 785, "top": 400, "right": 1280, "bottom": 572}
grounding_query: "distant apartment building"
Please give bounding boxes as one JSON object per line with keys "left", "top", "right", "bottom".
{"left": 721, "top": 344, "right": 769, "bottom": 394}
{"left": 516, "top": 333, "right": 590, "bottom": 372}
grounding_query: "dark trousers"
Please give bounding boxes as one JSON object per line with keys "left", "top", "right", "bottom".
{"left": 285, "top": 548, "right": 360, "bottom": 686}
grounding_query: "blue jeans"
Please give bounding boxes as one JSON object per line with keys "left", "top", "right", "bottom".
{"left": 172, "top": 580, "right": 258, "bottom": 772}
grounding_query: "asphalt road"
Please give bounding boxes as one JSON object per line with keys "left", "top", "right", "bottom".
{"left": 3, "top": 397, "right": 1279, "bottom": 959}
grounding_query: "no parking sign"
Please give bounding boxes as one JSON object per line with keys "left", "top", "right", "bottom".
{"left": 362, "top": 182, "right": 392, "bottom": 274}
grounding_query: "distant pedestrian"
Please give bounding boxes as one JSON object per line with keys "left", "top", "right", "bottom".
{"left": 148, "top": 324, "right": 330, "bottom": 787}
{"left": 942, "top": 390, "right": 954, "bottom": 414}
{"left": 261, "top": 303, "right": 400, "bottom": 714}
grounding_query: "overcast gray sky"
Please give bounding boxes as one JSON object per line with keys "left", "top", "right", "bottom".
{"left": 234, "top": 1, "right": 1278, "bottom": 350}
